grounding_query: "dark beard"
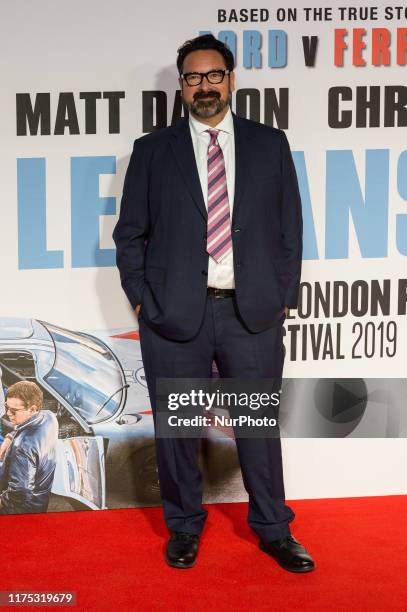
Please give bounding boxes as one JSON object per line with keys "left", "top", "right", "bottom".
{"left": 185, "top": 91, "right": 231, "bottom": 119}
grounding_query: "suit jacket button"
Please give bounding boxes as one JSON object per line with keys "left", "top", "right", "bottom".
{"left": 233, "top": 228, "right": 241, "bottom": 233}
{"left": 201, "top": 270, "right": 208, "bottom": 276}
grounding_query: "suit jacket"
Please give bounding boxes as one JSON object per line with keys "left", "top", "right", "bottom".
{"left": 0, "top": 410, "right": 58, "bottom": 514}
{"left": 113, "top": 111, "right": 303, "bottom": 341}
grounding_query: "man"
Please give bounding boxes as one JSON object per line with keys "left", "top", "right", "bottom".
{"left": 0, "top": 366, "right": 5, "bottom": 443}
{"left": 0, "top": 381, "right": 58, "bottom": 514}
{"left": 113, "top": 34, "right": 315, "bottom": 572}
{"left": 0, "top": 366, "right": 4, "bottom": 415}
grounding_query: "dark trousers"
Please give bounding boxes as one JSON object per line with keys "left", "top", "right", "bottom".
{"left": 139, "top": 294, "right": 295, "bottom": 541}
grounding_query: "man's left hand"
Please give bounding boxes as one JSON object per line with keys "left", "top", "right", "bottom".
{"left": 284, "top": 305, "right": 289, "bottom": 317}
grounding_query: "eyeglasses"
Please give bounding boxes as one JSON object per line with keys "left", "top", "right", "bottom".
{"left": 5, "top": 404, "right": 29, "bottom": 415}
{"left": 181, "top": 69, "right": 231, "bottom": 87}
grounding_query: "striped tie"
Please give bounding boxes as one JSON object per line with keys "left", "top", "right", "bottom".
{"left": 206, "top": 128, "right": 232, "bottom": 263}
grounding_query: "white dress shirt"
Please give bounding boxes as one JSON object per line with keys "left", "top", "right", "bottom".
{"left": 189, "top": 107, "right": 235, "bottom": 289}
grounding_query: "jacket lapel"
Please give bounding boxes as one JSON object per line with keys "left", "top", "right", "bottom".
{"left": 231, "top": 112, "right": 253, "bottom": 226}
{"left": 170, "top": 117, "right": 207, "bottom": 221}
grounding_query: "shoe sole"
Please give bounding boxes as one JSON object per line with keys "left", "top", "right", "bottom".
{"left": 259, "top": 542, "right": 316, "bottom": 573}
{"left": 165, "top": 557, "right": 197, "bottom": 569}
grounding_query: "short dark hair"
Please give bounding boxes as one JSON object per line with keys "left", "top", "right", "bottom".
{"left": 7, "top": 381, "right": 43, "bottom": 411}
{"left": 177, "top": 34, "right": 235, "bottom": 75}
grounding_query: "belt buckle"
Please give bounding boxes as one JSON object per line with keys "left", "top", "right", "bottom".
{"left": 213, "top": 288, "right": 223, "bottom": 298}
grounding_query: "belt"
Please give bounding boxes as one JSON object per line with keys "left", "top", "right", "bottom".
{"left": 207, "top": 287, "right": 235, "bottom": 298}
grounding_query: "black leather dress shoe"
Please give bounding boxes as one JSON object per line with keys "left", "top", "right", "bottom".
{"left": 259, "top": 534, "right": 315, "bottom": 573}
{"left": 165, "top": 532, "right": 200, "bottom": 569}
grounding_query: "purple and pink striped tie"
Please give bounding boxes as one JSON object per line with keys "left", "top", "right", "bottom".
{"left": 206, "top": 128, "right": 232, "bottom": 263}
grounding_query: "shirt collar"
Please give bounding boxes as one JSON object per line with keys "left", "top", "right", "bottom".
{"left": 189, "top": 106, "right": 233, "bottom": 138}
{"left": 15, "top": 411, "right": 43, "bottom": 432}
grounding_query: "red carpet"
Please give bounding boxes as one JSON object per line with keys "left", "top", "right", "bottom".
{"left": 1, "top": 496, "right": 406, "bottom": 611}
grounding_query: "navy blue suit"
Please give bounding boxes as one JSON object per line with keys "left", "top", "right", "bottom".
{"left": 113, "top": 112, "right": 303, "bottom": 540}
{"left": 113, "top": 112, "right": 302, "bottom": 341}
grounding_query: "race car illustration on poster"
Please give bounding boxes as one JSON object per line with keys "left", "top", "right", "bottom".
{"left": 0, "top": 317, "right": 240, "bottom": 513}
